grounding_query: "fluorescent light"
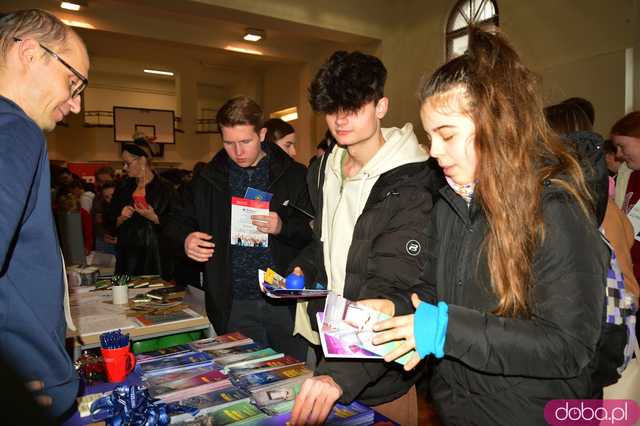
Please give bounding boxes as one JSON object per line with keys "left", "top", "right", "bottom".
{"left": 224, "top": 46, "right": 263, "bottom": 55}
{"left": 60, "top": 2, "right": 81, "bottom": 11}
{"left": 243, "top": 28, "right": 265, "bottom": 42}
{"left": 144, "top": 69, "right": 174, "bottom": 76}
{"left": 280, "top": 112, "right": 298, "bottom": 122}
{"left": 61, "top": 19, "right": 95, "bottom": 29}
{"left": 271, "top": 107, "right": 298, "bottom": 122}
{"left": 243, "top": 34, "right": 262, "bottom": 42}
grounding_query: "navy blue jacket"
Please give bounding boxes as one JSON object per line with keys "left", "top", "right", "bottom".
{"left": 0, "top": 97, "right": 78, "bottom": 417}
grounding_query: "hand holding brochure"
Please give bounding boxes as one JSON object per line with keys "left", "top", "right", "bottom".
{"left": 230, "top": 196, "right": 269, "bottom": 248}
{"left": 318, "top": 292, "right": 417, "bottom": 365}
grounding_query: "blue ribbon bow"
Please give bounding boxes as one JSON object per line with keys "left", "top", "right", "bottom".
{"left": 90, "top": 385, "right": 199, "bottom": 426}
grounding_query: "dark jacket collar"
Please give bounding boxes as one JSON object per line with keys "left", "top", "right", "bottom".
{"left": 439, "top": 177, "right": 588, "bottom": 228}
{"left": 199, "top": 141, "right": 295, "bottom": 190}
{"left": 440, "top": 184, "right": 476, "bottom": 226}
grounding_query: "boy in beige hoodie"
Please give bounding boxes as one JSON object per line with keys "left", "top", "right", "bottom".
{"left": 289, "top": 51, "right": 444, "bottom": 425}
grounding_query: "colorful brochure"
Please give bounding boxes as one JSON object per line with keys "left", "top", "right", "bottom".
{"left": 137, "top": 351, "right": 214, "bottom": 377}
{"left": 318, "top": 292, "right": 417, "bottom": 365}
{"left": 227, "top": 355, "right": 304, "bottom": 378}
{"left": 190, "top": 332, "right": 253, "bottom": 352}
{"left": 231, "top": 365, "right": 312, "bottom": 390}
{"left": 169, "top": 386, "right": 251, "bottom": 423}
{"left": 230, "top": 196, "right": 269, "bottom": 248}
{"left": 136, "top": 344, "right": 194, "bottom": 364}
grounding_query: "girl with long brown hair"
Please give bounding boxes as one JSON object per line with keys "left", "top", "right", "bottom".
{"left": 371, "top": 28, "right": 609, "bottom": 424}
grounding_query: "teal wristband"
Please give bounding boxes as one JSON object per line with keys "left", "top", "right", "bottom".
{"left": 414, "top": 301, "right": 448, "bottom": 359}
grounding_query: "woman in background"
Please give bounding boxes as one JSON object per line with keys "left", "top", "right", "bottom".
{"left": 371, "top": 28, "right": 609, "bottom": 425}
{"left": 106, "top": 139, "right": 178, "bottom": 278}
{"left": 264, "top": 118, "right": 297, "bottom": 158}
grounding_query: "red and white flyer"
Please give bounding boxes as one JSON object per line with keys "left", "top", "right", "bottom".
{"left": 230, "top": 196, "right": 269, "bottom": 248}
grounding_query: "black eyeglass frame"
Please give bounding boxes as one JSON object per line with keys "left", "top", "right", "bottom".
{"left": 13, "top": 37, "right": 88, "bottom": 98}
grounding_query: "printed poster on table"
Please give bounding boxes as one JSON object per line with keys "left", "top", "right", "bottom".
{"left": 231, "top": 196, "right": 269, "bottom": 248}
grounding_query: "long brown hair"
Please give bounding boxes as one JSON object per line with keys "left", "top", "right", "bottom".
{"left": 418, "top": 28, "right": 593, "bottom": 317}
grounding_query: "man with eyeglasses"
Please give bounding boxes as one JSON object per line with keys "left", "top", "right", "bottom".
{"left": 0, "top": 9, "right": 89, "bottom": 420}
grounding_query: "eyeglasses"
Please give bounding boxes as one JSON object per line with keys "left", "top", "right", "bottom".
{"left": 122, "top": 156, "right": 140, "bottom": 168}
{"left": 13, "top": 37, "right": 88, "bottom": 99}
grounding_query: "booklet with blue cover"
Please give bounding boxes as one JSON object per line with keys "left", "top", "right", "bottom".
{"left": 244, "top": 187, "right": 273, "bottom": 202}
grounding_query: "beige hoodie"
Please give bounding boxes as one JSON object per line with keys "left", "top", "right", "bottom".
{"left": 295, "top": 123, "right": 428, "bottom": 343}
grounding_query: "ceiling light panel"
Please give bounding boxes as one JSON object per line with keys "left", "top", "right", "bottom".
{"left": 60, "top": 2, "right": 81, "bottom": 11}
{"left": 144, "top": 69, "right": 174, "bottom": 76}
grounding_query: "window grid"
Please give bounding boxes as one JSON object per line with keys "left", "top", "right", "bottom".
{"left": 446, "top": 0, "right": 499, "bottom": 59}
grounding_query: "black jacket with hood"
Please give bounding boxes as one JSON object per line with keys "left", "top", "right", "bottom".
{"left": 395, "top": 181, "right": 609, "bottom": 425}
{"left": 164, "top": 143, "right": 313, "bottom": 333}
{"left": 293, "top": 124, "right": 445, "bottom": 406}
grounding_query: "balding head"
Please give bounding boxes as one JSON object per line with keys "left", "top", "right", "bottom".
{"left": 0, "top": 9, "right": 81, "bottom": 64}
{"left": 0, "top": 9, "right": 89, "bottom": 131}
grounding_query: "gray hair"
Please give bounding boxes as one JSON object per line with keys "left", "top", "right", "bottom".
{"left": 0, "top": 9, "right": 72, "bottom": 62}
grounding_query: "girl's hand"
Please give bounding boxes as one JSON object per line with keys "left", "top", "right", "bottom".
{"left": 372, "top": 293, "right": 423, "bottom": 371}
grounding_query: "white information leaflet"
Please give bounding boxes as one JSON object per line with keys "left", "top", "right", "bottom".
{"left": 230, "top": 196, "right": 269, "bottom": 248}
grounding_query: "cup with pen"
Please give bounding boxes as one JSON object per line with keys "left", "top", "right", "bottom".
{"left": 111, "top": 274, "right": 130, "bottom": 305}
{"left": 100, "top": 330, "right": 135, "bottom": 383}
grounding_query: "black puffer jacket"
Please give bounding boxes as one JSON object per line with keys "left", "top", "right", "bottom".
{"left": 106, "top": 173, "right": 179, "bottom": 278}
{"left": 293, "top": 145, "right": 445, "bottom": 406}
{"left": 164, "top": 143, "right": 313, "bottom": 333}
{"left": 398, "top": 183, "right": 609, "bottom": 425}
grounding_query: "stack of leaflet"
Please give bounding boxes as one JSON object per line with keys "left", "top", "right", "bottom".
{"left": 136, "top": 344, "right": 193, "bottom": 363}
{"left": 146, "top": 369, "right": 230, "bottom": 403}
{"left": 232, "top": 364, "right": 313, "bottom": 416}
{"left": 189, "top": 332, "right": 253, "bottom": 351}
{"left": 130, "top": 331, "right": 382, "bottom": 425}
{"left": 258, "top": 401, "right": 375, "bottom": 425}
{"left": 226, "top": 355, "right": 304, "bottom": 378}
{"left": 137, "top": 351, "right": 214, "bottom": 377}
{"left": 136, "top": 333, "right": 259, "bottom": 423}
{"left": 172, "top": 399, "right": 269, "bottom": 425}
{"left": 203, "top": 343, "right": 285, "bottom": 373}
{"left": 168, "top": 387, "right": 251, "bottom": 424}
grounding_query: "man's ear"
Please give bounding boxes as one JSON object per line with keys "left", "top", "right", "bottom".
{"left": 15, "top": 38, "right": 41, "bottom": 68}
{"left": 375, "top": 97, "right": 389, "bottom": 119}
{"left": 259, "top": 127, "right": 267, "bottom": 142}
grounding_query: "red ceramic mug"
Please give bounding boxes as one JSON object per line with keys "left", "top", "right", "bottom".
{"left": 101, "top": 345, "right": 135, "bottom": 383}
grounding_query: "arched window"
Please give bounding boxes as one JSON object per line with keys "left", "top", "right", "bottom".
{"left": 446, "top": 0, "right": 499, "bottom": 59}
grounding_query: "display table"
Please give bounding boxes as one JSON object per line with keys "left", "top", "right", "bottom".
{"left": 63, "top": 371, "right": 396, "bottom": 426}
{"left": 67, "top": 285, "right": 213, "bottom": 359}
